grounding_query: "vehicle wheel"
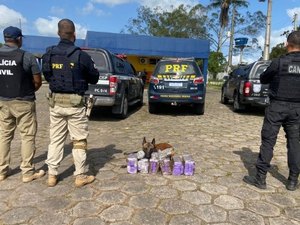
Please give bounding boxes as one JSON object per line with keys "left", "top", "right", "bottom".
{"left": 233, "top": 93, "right": 245, "bottom": 112}
{"left": 148, "top": 103, "right": 157, "bottom": 114}
{"left": 221, "top": 88, "right": 229, "bottom": 104}
{"left": 194, "top": 103, "right": 205, "bottom": 115}
{"left": 117, "top": 95, "right": 128, "bottom": 119}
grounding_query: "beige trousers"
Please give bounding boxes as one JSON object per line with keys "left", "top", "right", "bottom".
{"left": 0, "top": 100, "right": 37, "bottom": 176}
{"left": 46, "top": 105, "right": 89, "bottom": 176}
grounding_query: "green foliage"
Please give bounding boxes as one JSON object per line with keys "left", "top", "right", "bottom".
{"left": 269, "top": 43, "right": 287, "bottom": 59}
{"left": 0, "top": 43, "right": 2, "bottom": 48}
{"left": 123, "top": 4, "right": 208, "bottom": 39}
{"left": 208, "top": 51, "right": 227, "bottom": 79}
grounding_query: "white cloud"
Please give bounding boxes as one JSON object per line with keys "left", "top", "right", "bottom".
{"left": 34, "top": 17, "right": 87, "bottom": 39}
{"left": 140, "top": 0, "right": 199, "bottom": 11}
{"left": 287, "top": 7, "right": 300, "bottom": 22}
{"left": 82, "top": 2, "right": 108, "bottom": 16}
{"left": 91, "top": 0, "right": 135, "bottom": 7}
{"left": 50, "top": 6, "right": 65, "bottom": 16}
{"left": 0, "top": 4, "right": 27, "bottom": 30}
{"left": 91, "top": 0, "right": 199, "bottom": 9}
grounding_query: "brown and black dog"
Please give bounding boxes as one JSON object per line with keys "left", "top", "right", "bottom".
{"left": 142, "top": 137, "right": 174, "bottom": 159}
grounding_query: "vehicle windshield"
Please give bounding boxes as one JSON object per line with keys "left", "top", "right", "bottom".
{"left": 156, "top": 62, "right": 198, "bottom": 77}
{"left": 84, "top": 51, "right": 109, "bottom": 72}
{"left": 252, "top": 64, "right": 270, "bottom": 79}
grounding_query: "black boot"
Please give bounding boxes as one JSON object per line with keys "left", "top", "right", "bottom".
{"left": 243, "top": 174, "right": 266, "bottom": 189}
{"left": 286, "top": 173, "right": 299, "bottom": 191}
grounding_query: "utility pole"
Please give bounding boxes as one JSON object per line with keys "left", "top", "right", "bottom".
{"left": 227, "top": 4, "right": 236, "bottom": 73}
{"left": 293, "top": 13, "right": 298, "bottom": 31}
{"left": 262, "top": 0, "right": 272, "bottom": 60}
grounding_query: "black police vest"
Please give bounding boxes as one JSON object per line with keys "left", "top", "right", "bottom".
{"left": 43, "top": 46, "right": 87, "bottom": 95}
{"left": 0, "top": 49, "right": 35, "bottom": 98}
{"left": 270, "top": 55, "right": 300, "bottom": 102}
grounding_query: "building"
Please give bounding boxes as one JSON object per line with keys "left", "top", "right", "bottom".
{"left": 22, "top": 31, "right": 210, "bottom": 82}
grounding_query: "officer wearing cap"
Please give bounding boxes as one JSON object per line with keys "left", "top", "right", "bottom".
{"left": 244, "top": 30, "right": 300, "bottom": 191}
{"left": 42, "top": 19, "right": 99, "bottom": 187}
{"left": 0, "top": 26, "right": 45, "bottom": 182}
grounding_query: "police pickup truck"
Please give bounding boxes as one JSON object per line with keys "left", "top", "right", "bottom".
{"left": 83, "top": 48, "right": 144, "bottom": 118}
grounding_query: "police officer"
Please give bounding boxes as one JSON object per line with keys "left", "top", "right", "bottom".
{"left": 243, "top": 30, "right": 300, "bottom": 191}
{"left": 0, "top": 26, "right": 45, "bottom": 182}
{"left": 42, "top": 19, "right": 99, "bottom": 187}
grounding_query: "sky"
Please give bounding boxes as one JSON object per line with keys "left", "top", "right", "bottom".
{"left": 0, "top": 0, "right": 299, "bottom": 64}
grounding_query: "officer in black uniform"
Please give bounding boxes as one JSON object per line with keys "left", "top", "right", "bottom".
{"left": 42, "top": 19, "right": 99, "bottom": 187}
{"left": 243, "top": 30, "right": 300, "bottom": 191}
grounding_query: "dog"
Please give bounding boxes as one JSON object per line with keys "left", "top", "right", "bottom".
{"left": 142, "top": 137, "right": 174, "bottom": 159}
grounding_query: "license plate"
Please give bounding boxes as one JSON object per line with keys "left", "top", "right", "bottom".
{"left": 168, "top": 82, "right": 183, "bottom": 87}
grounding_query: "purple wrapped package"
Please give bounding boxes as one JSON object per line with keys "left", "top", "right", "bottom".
{"left": 138, "top": 158, "right": 149, "bottom": 174}
{"left": 149, "top": 158, "right": 159, "bottom": 174}
{"left": 172, "top": 156, "right": 183, "bottom": 176}
{"left": 183, "top": 154, "right": 195, "bottom": 176}
{"left": 160, "top": 158, "right": 172, "bottom": 175}
{"left": 127, "top": 154, "right": 138, "bottom": 174}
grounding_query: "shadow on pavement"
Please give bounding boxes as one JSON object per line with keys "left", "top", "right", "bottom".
{"left": 234, "top": 147, "right": 286, "bottom": 185}
{"left": 87, "top": 144, "right": 122, "bottom": 176}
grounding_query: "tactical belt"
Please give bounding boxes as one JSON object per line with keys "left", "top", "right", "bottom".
{"left": 47, "top": 93, "right": 84, "bottom": 108}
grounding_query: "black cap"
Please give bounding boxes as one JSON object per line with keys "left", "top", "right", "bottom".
{"left": 3, "top": 26, "right": 24, "bottom": 39}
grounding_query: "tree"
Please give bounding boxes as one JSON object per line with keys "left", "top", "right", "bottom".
{"left": 269, "top": 43, "right": 287, "bottom": 59}
{"left": 208, "top": 51, "right": 227, "bottom": 79}
{"left": 123, "top": 4, "right": 208, "bottom": 39}
{"left": 209, "top": 0, "right": 249, "bottom": 52}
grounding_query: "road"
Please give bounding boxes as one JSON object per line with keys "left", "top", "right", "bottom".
{"left": 0, "top": 85, "right": 299, "bottom": 225}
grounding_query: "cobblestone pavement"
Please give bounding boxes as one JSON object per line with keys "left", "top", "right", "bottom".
{"left": 0, "top": 85, "right": 300, "bottom": 225}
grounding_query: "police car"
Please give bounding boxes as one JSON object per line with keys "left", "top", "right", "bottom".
{"left": 221, "top": 60, "right": 271, "bottom": 112}
{"left": 148, "top": 58, "right": 206, "bottom": 115}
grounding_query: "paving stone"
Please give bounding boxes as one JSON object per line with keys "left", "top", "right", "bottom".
{"left": 95, "top": 180, "right": 123, "bottom": 191}
{"left": 37, "top": 197, "right": 72, "bottom": 212}
{"left": 265, "top": 193, "right": 297, "bottom": 208}
{"left": 229, "top": 187, "right": 261, "bottom": 200}
{"left": 246, "top": 200, "right": 281, "bottom": 217}
{"left": 169, "top": 214, "right": 202, "bottom": 225}
{"left": 150, "top": 186, "right": 179, "bottom": 199}
{"left": 285, "top": 207, "right": 300, "bottom": 222}
{"left": 0, "top": 207, "right": 40, "bottom": 224}
{"left": 228, "top": 210, "right": 264, "bottom": 225}
{"left": 181, "top": 191, "right": 212, "bottom": 205}
{"left": 70, "top": 201, "right": 103, "bottom": 217}
{"left": 158, "top": 199, "right": 193, "bottom": 214}
{"left": 129, "top": 194, "right": 160, "bottom": 208}
{"left": 100, "top": 205, "right": 133, "bottom": 222}
{"left": 73, "top": 217, "right": 106, "bottom": 225}
{"left": 171, "top": 180, "right": 198, "bottom": 191}
{"left": 96, "top": 191, "right": 127, "bottom": 205}
{"left": 131, "top": 208, "right": 167, "bottom": 225}
{"left": 214, "top": 195, "right": 244, "bottom": 210}
{"left": 121, "top": 182, "right": 149, "bottom": 195}
{"left": 193, "top": 205, "right": 227, "bottom": 223}
{"left": 269, "top": 216, "right": 300, "bottom": 225}
{"left": 31, "top": 212, "right": 72, "bottom": 225}
{"left": 0, "top": 202, "right": 8, "bottom": 215}
{"left": 144, "top": 175, "right": 169, "bottom": 186}
{"left": 67, "top": 186, "right": 96, "bottom": 201}
{"left": 95, "top": 170, "right": 118, "bottom": 180}
{"left": 200, "top": 183, "right": 228, "bottom": 195}
{"left": 42, "top": 184, "right": 71, "bottom": 197}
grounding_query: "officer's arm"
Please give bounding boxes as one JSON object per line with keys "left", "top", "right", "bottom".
{"left": 33, "top": 73, "right": 42, "bottom": 91}
{"left": 260, "top": 59, "right": 279, "bottom": 84}
{"left": 80, "top": 51, "right": 100, "bottom": 84}
{"left": 24, "top": 52, "right": 43, "bottom": 91}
